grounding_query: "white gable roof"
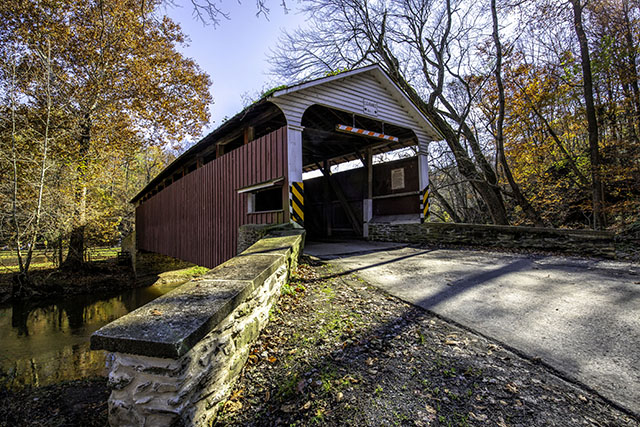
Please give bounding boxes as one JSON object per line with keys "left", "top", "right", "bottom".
{"left": 267, "top": 64, "right": 443, "bottom": 144}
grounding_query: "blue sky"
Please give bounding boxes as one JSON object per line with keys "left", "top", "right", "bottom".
{"left": 164, "top": 2, "right": 308, "bottom": 135}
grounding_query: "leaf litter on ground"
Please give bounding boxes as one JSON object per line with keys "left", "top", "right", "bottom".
{"left": 216, "top": 256, "right": 638, "bottom": 426}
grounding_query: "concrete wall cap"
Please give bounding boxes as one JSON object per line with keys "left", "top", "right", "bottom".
{"left": 90, "top": 231, "right": 305, "bottom": 359}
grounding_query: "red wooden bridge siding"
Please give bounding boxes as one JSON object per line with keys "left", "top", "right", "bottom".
{"left": 136, "top": 127, "right": 288, "bottom": 268}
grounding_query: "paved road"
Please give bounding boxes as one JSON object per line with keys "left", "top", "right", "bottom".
{"left": 305, "top": 241, "right": 640, "bottom": 416}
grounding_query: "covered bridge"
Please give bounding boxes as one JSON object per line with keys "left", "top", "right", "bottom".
{"left": 131, "top": 64, "right": 443, "bottom": 268}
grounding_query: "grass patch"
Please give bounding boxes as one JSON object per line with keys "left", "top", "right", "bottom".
{"left": 0, "top": 247, "right": 120, "bottom": 272}
{"left": 177, "top": 265, "right": 209, "bottom": 277}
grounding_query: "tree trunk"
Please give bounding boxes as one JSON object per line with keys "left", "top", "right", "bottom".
{"left": 9, "top": 49, "right": 25, "bottom": 274}
{"left": 431, "top": 186, "right": 462, "bottom": 223}
{"left": 63, "top": 114, "right": 92, "bottom": 270}
{"left": 65, "top": 225, "right": 86, "bottom": 269}
{"left": 491, "top": 0, "right": 544, "bottom": 227}
{"left": 570, "top": 0, "right": 606, "bottom": 229}
{"left": 57, "top": 235, "right": 63, "bottom": 268}
{"left": 25, "top": 38, "right": 52, "bottom": 273}
{"left": 622, "top": 0, "right": 640, "bottom": 139}
{"left": 380, "top": 55, "right": 509, "bottom": 225}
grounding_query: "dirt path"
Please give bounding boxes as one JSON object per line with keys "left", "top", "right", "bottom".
{"left": 216, "top": 258, "right": 637, "bottom": 426}
{"left": 0, "top": 378, "right": 108, "bottom": 426}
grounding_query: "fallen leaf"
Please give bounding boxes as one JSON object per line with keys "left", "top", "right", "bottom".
{"left": 281, "top": 404, "right": 295, "bottom": 413}
{"left": 223, "top": 400, "right": 242, "bottom": 412}
{"left": 229, "top": 388, "right": 244, "bottom": 401}
{"left": 343, "top": 375, "right": 359, "bottom": 384}
{"left": 301, "top": 401, "right": 312, "bottom": 410}
{"left": 268, "top": 356, "right": 277, "bottom": 363}
{"left": 505, "top": 382, "right": 518, "bottom": 394}
{"left": 470, "top": 412, "right": 488, "bottom": 422}
{"left": 425, "top": 404, "right": 437, "bottom": 414}
{"left": 150, "top": 309, "right": 162, "bottom": 316}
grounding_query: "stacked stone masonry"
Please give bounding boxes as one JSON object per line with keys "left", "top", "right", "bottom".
{"left": 236, "top": 223, "right": 300, "bottom": 256}
{"left": 91, "top": 229, "right": 304, "bottom": 426}
{"left": 369, "top": 222, "right": 616, "bottom": 258}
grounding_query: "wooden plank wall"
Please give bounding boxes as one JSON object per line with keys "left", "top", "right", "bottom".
{"left": 136, "top": 127, "right": 288, "bottom": 268}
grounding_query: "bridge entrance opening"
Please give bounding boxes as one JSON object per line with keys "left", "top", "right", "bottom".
{"left": 300, "top": 105, "right": 423, "bottom": 240}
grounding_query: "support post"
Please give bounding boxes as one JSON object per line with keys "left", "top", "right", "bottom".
{"left": 287, "top": 124, "right": 304, "bottom": 226}
{"left": 417, "top": 140, "right": 430, "bottom": 223}
{"left": 323, "top": 159, "right": 332, "bottom": 237}
{"left": 243, "top": 126, "right": 255, "bottom": 145}
{"left": 363, "top": 147, "right": 373, "bottom": 238}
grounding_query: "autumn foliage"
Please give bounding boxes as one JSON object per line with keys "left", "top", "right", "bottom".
{"left": 482, "top": 1, "right": 640, "bottom": 229}
{"left": 273, "top": 0, "right": 640, "bottom": 231}
{"left": 0, "top": 0, "right": 211, "bottom": 275}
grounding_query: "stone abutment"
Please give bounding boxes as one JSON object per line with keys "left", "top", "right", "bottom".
{"left": 91, "top": 229, "right": 305, "bottom": 426}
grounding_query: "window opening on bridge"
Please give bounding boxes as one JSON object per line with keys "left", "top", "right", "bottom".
{"left": 239, "top": 177, "right": 285, "bottom": 214}
{"left": 249, "top": 187, "right": 283, "bottom": 213}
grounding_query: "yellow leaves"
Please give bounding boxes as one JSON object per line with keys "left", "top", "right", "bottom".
{"left": 1, "top": 0, "right": 213, "bottom": 249}
{"left": 223, "top": 399, "right": 242, "bottom": 413}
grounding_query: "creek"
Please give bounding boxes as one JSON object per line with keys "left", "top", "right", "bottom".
{"left": 0, "top": 281, "right": 184, "bottom": 389}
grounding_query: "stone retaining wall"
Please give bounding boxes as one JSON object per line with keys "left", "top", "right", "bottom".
{"left": 91, "top": 229, "right": 305, "bottom": 426}
{"left": 236, "top": 223, "right": 300, "bottom": 255}
{"left": 369, "top": 222, "right": 616, "bottom": 258}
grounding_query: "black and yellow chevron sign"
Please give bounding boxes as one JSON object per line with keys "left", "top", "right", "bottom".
{"left": 420, "top": 186, "right": 429, "bottom": 223}
{"left": 290, "top": 182, "right": 304, "bottom": 227}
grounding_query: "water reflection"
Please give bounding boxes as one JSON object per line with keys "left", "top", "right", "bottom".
{"left": 0, "top": 282, "right": 183, "bottom": 389}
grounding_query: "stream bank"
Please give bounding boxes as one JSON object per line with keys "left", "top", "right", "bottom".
{"left": 0, "top": 251, "right": 206, "bottom": 304}
{"left": 0, "top": 251, "right": 209, "bottom": 391}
